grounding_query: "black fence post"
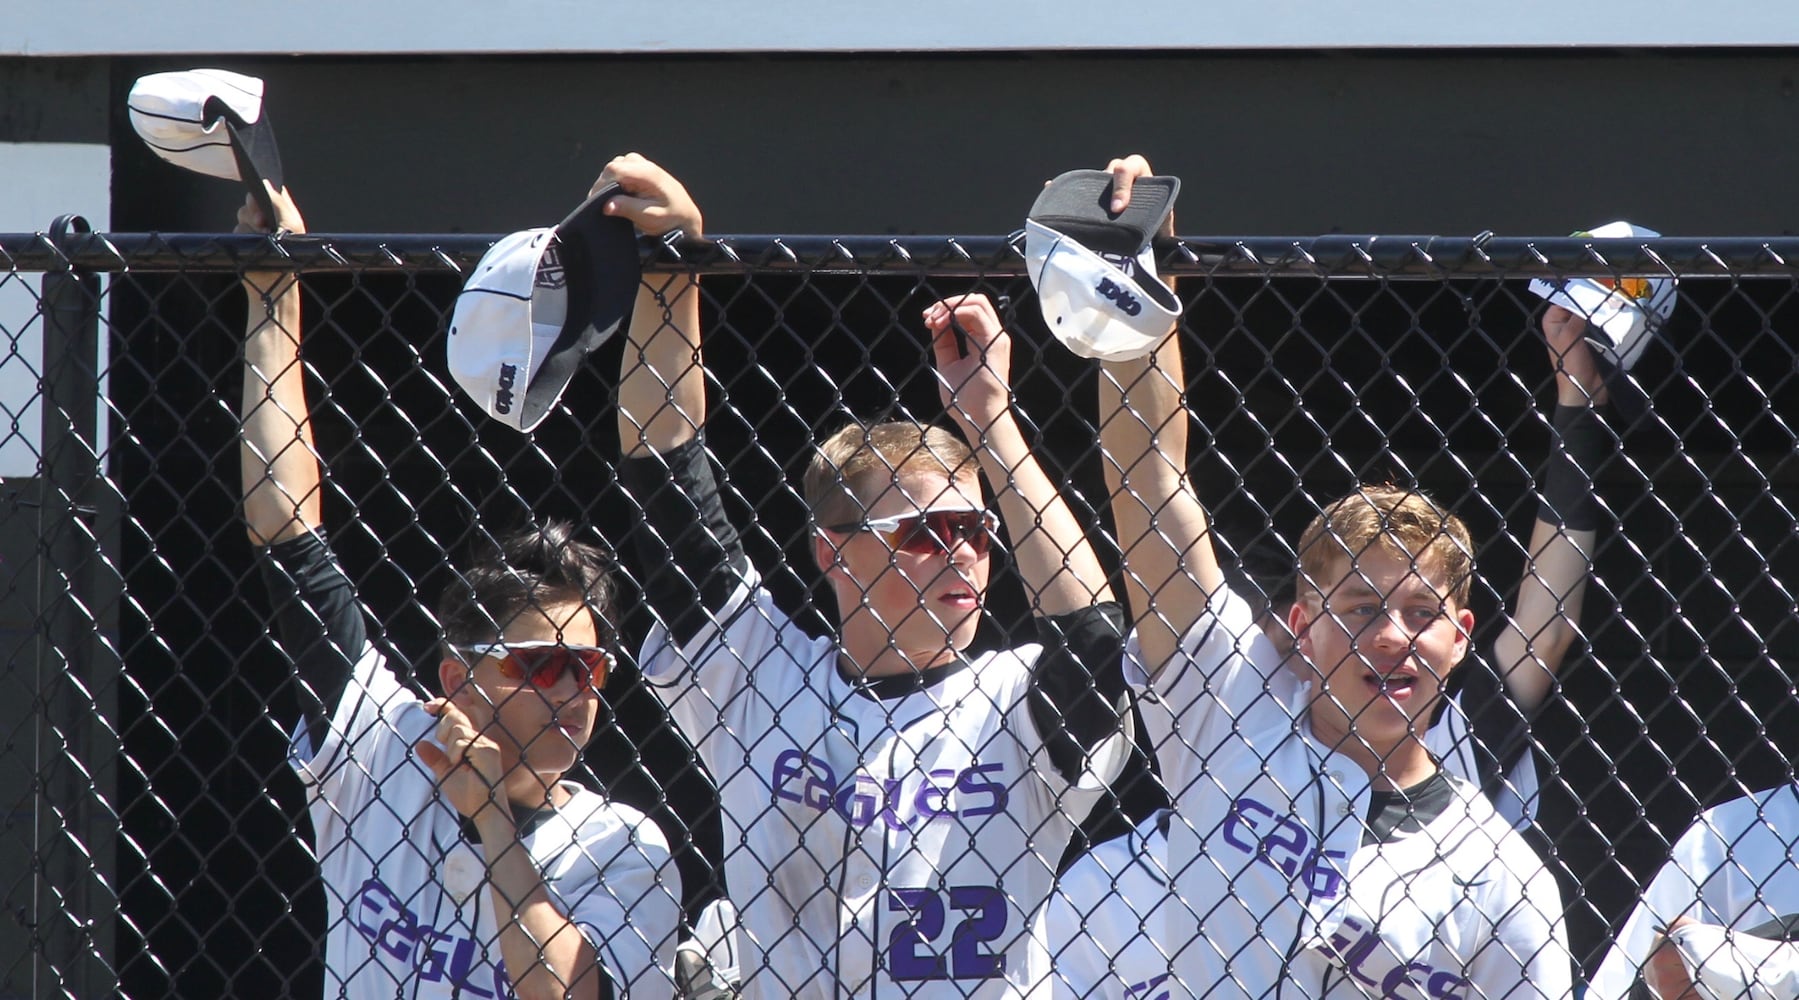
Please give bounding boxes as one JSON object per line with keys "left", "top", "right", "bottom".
{"left": 31, "top": 214, "right": 119, "bottom": 1000}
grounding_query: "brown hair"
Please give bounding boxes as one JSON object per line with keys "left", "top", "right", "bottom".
{"left": 1295, "top": 484, "right": 1474, "bottom": 607}
{"left": 436, "top": 520, "right": 617, "bottom": 655}
{"left": 804, "top": 421, "right": 978, "bottom": 528}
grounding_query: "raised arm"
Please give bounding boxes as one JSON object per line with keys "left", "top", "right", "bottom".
{"left": 604, "top": 154, "right": 750, "bottom": 649}
{"left": 1492, "top": 304, "right": 1611, "bottom": 712}
{"left": 1094, "top": 157, "right": 1223, "bottom": 674}
{"left": 239, "top": 183, "right": 317, "bottom": 546}
{"left": 927, "top": 293, "right": 1113, "bottom": 615}
{"left": 608, "top": 153, "right": 705, "bottom": 458}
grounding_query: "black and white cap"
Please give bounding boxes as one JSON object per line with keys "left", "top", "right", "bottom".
{"left": 446, "top": 184, "right": 642, "bottom": 433}
{"left": 1526, "top": 221, "right": 1678, "bottom": 418}
{"left": 127, "top": 69, "right": 286, "bottom": 220}
{"left": 1025, "top": 169, "right": 1182, "bottom": 362}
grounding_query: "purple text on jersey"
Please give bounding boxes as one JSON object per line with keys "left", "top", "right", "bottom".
{"left": 1221, "top": 796, "right": 1350, "bottom": 901}
{"left": 1327, "top": 914, "right": 1469, "bottom": 1000}
{"left": 355, "top": 877, "right": 511, "bottom": 997}
{"left": 770, "top": 750, "right": 1007, "bottom": 830}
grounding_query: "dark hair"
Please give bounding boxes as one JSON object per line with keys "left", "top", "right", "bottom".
{"left": 435, "top": 520, "right": 618, "bottom": 654}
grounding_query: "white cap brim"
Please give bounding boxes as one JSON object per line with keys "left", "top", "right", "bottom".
{"left": 1025, "top": 220, "right": 1181, "bottom": 362}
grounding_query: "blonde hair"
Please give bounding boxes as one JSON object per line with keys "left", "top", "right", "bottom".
{"left": 1295, "top": 484, "right": 1474, "bottom": 607}
{"left": 804, "top": 421, "right": 978, "bottom": 528}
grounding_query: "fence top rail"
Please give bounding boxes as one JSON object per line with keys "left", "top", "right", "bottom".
{"left": 3, "top": 231, "right": 1797, "bottom": 278}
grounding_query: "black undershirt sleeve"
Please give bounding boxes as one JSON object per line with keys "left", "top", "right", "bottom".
{"left": 1027, "top": 602, "right": 1131, "bottom": 784}
{"left": 258, "top": 530, "right": 370, "bottom": 753}
{"left": 617, "top": 434, "right": 751, "bottom": 650}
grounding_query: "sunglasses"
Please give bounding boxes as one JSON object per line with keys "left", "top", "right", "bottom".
{"left": 826, "top": 507, "right": 999, "bottom": 556}
{"left": 457, "top": 641, "right": 614, "bottom": 692}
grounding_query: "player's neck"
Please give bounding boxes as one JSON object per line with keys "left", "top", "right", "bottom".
{"left": 1340, "top": 735, "right": 1438, "bottom": 792}
{"left": 836, "top": 628, "right": 959, "bottom": 680}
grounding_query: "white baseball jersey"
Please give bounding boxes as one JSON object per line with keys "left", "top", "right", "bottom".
{"left": 292, "top": 627, "right": 681, "bottom": 999}
{"left": 1113, "top": 587, "right": 1569, "bottom": 1000}
{"left": 1051, "top": 685, "right": 1541, "bottom": 1000}
{"left": 1122, "top": 587, "right": 1373, "bottom": 999}
{"left": 1297, "top": 772, "right": 1570, "bottom": 1000}
{"left": 640, "top": 563, "right": 1129, "bottom": 998}
{"left": 1589, "top": 783, "right": 1799, "bottom": 1000}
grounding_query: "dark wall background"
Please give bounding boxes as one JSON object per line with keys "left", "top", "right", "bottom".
{"left": 3, "top": 47, "right": 1798, "bottom": 998}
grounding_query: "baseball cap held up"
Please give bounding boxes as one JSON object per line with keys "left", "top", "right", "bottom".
{"left": 128, "top": 69, "right": 286, "bottom": 224}
{"left": 447, "top": 183, "right": 642, "bottom": 432}
{"left": 1026, "top": 169, "right": 1183, "bottom": 362}
{"left": 1526, "top": 221, "right": 1678, "bottom": 420}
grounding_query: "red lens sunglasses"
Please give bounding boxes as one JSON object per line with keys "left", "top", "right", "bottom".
{"left": 827, "top": 508, "right": 999, "bottom": 556}
{"left": 458, "top": 641, "right": 613, "bottom": 692}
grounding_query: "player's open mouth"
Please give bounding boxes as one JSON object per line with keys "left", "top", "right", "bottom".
{"left": 937, "top": 587, "right": 979, "bottom": 611}
{"left": 1366, "top": 672, "right": 1416, "bottom": 699}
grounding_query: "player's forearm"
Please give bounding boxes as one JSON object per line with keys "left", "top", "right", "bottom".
{"left": 240, "top": 275, "right": 321, "bottom": 546}
{"left": 967, "top": 409, "right": 1113, "bottom": 615}
{"left": 1100, "top": 338, "right": 1221, "bottom": 664}
{"left": 478, "top": 815, "right": 605, "bottom": 1000}
{"left": 1496, "top": 517, "right": 1597, "bottom": 711}
{"left": 618, "top": 273, "right": 703, "bottom": 457}
{"left": 1499, "top": 399, "right": 1610, "bottom": 711}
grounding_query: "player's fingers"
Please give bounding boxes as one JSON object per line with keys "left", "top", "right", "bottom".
{"left": 603, "top": 193, "right": 660, "bottom": 220}
{"left": 1106, "top": 154, "right": 1154, "bottom": 212}
{"left": 413, "top": 739, "right": 449, "bottom": 776}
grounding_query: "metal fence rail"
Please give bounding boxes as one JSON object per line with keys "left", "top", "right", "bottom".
{"left": 2, "top": 230, "right": 1796, "bottom": 998}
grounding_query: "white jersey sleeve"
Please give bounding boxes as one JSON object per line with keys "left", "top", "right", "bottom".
{"left": 1047, "top": 810, "right": 1177, "bottom": 1000}
{"left": 550, "top": 792, "right": 683, "bottom": 997}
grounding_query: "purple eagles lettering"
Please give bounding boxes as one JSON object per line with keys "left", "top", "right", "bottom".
{"left": 1326, "top": 914, "right": 1470, "bottom": 1000}
{"left": 769, "top": 750, "right": 1007, "bottom": 830}
{"left": 354, "top": 877, "right": 510, "bottom": 997}
{"left": 1221, "top": 796, "right": 1349, "bottom": 900}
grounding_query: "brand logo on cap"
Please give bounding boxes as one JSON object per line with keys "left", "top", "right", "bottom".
{"left": 1096, "top": 277, "right": 1143, "bottom": 317}
{"left": 535, "top": 241, "right": 567, "bottom": 291}
{"left": 495, "top": 363, "right": 518, "bottom": 414}
{"left": 1098, "top": 251, "right": 1139, "bottom": 277}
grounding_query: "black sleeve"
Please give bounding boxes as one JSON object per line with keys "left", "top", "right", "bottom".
{"left": 616, "top": 435, "right": 752, "bottom": 650}
{"left": 1026, "top": 601, "right": 1131, "bottom": 784}
{"left": 1450, "top": 653, "right": 1534, "bottom": 800}
{"left": 258, "top": 530, "right": 369, "bottom": 753}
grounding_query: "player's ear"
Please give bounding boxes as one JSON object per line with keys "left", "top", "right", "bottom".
{"left": 438, "top": 652, "right": 473, "bottom": 702}
{"left": 1286, "top": 599, "right": 1315, "bottom": 656}
{"left": 812, "top": 529, "right": 842, "bottom": 579}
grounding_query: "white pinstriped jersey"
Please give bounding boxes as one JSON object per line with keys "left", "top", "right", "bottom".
{"left": 1049, "top": 685, "right": 1537, "bottom": 1000}
{"left": 292, "top": 643, "right": 682, "bottom": 1000}
{"left": 1100, "top": 587, "right": 1569, "bottom": 1000}
{"left": 640, "top": 564, "right": 1129, "bottom": 998}
{"left": 1590, "top": 783, "right": 1799, "bottom": 1000}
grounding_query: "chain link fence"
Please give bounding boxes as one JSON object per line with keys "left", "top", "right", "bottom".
{"left": 2, "top": 227, "right": 1796, "bottom": 998}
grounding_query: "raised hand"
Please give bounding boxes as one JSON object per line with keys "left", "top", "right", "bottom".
{"left": 594, "top": 152, "right": 703, "bottom": 239}
{"left": 925, "top": 293, "right": 1012, "bottom": 434}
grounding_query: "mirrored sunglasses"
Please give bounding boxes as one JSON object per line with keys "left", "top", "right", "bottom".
{"left": 457, "top": 641, "right": 613, "bottom": 691}
{"left": 827, "top": 507, "right": 999, "bottom": 556}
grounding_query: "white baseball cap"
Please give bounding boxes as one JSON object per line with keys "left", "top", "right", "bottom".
{"left": 1025, "top": 169, "right": 1183, "bottom": 362}
{"left": 128, "top": 68, "right": 286, "bottom": 221}
{"left": 1526, "top": 221, "right": 1677, "bottom": 372}
{"left": 447, "top": 184, "right": 642, "bottom": 432}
